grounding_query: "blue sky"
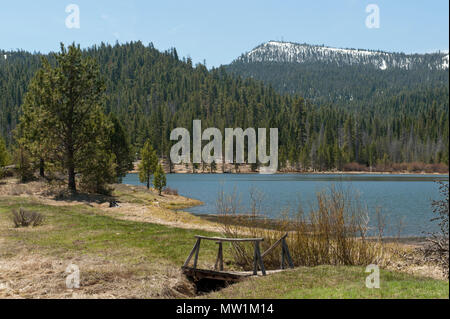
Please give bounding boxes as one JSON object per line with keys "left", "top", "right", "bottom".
{"left": 0, "top": 0, "right": 448, "bottom": 66}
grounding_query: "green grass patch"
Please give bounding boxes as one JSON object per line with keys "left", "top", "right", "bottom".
{"left": 205, "top": 265, "right": 449, "bottom": 299}
{"left": 0, "top": 196, "right": 219, "bottom": 267}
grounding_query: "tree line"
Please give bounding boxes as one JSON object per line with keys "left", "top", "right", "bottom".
{"left": 0, "top": 41, "right": 448, "bottom": 192}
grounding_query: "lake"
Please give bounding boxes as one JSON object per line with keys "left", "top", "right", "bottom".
{"left": 122, "top": 173, "right": 449, "bottom": 237}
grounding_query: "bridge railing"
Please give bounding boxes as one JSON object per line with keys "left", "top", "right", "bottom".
{"left": 182, "top": 233, "right": 294, "bottom": 276}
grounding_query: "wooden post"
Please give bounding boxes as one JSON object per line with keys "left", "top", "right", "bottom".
{"left": 183, "top": 238, "right": 200, "bottom": 268}
{"left": 214, "top": 242, "right": 224, "bottom": 271}
{"left": 193, "top": 238, "right": 201, "bottom": 270}
{"left": 282, "top": 239, "right": 294, "bottom": 269}
{"left": 253, "top": 242, "right": 258, "bottom": 275}
{"left": 281, "top": 243, "right": 285, "bottom": 270}
{"left": 255, "top": 241, "right": 266, "bottom": 276}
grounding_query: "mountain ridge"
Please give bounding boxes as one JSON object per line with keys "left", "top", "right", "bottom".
{"left": 236, "top": 41, "right": 449, "bottom": 70}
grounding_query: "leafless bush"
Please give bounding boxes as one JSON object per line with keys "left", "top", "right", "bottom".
{"left": 342, "top": 162, "right": 368, "bottom": 172}
{"left": 422, "top": 181, "right": 449, "bottom": 278}
{"left": 11, "top": 208, "right": 45, "bottom": 228}
{"left": 424, "top": 163, "right": 449, "bottom": 174}
{"left": 374, "top": 162, "right": 448, "bottom": 173}
{"left": 163, "top": 187, "right": 178, "bottom": 196}
{"left": 217, "top": 185, "right": 386, "bottom": 270}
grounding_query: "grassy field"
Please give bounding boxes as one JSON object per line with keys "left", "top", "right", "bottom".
{"left": 0, "top": 181, "right": 448, "bottom": 299}
{"left": 0, "top": 197, "right": 218, "bottom": 267}
{"left": 205, "top": 265, "right": 448, "bottom": 299}
{"left": 0, "top": 182, "right": 221, "bottom": 298}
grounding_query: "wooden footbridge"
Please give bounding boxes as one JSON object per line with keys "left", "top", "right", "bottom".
{"left": 182, "top": 233, "right": 294, "bottom": 282}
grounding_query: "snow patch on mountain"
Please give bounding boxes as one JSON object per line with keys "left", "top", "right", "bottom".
{"left": 442, "top": 54, "right": 449, "bottom": 69}
{"left": 237, "top": 41, "right": 449, "bottom": 71}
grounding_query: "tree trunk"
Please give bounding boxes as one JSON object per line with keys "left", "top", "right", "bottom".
{"left": 68, "top": 165, "right": 76, "bottom": 192}
{"left": 67, "top": 130, "right": 76, "bottom": 192}
{"left": 68, "top": 146, "right": 76, "bottom": 192}
{"left": 39, "top": 158, "right": 45, "bottom": 178}
{"left": 147, "top": 176, "right": 150, "bottom": 189}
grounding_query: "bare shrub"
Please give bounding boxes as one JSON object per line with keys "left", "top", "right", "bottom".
{"left": 11, "top": 208, "right": 45, "bottom": 228}
{"left": 407, "top": 162, "right": 425, "bottom": 172}
{"left": 163, "top": 187, "right": 178, "bottom": 196}
{"left": 342, "top": 162, "right": 368, "bottom": 172}
{"left": 217, "top": 186, "right": 385, "bottom": 270}
{"left": 422, "top": 181, "right": 449, "bottom": 278}
{"left": 371, "top": 162, "right": 449, "bottom": 173}
{"left": 424, "top": 163, "right": 449, "bottom": 174}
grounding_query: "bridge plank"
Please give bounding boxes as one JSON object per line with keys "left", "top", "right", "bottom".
{"left": 195, "top": 235, "right": 263, "bottom": 242}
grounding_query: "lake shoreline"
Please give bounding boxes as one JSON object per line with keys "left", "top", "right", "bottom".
{"left": 129, "top": 160, "right": 449, "bottom": 175}
{"left": 128, "top": 169, "right": 449, "bottom": 176}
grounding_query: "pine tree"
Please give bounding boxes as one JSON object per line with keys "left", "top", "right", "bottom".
{"left": 14, "top": 145, "right": 34, "bottom": 182}
{"left": 17, "top": 68, "right": 51, "bottom": 178}
{"left": 138, "top": 140, "right": 158, "bottom": 189}
{"left": 153, "top": 163, "right": 166, "bottom": 195}
{"left": 19, "top": 43, "right": 114, "bottom": 192}
{"left": 108, "top": 114, "right": 134, "bottom": 182}
{"left": 0, "top": 137, "right": 9, "bottom": 179}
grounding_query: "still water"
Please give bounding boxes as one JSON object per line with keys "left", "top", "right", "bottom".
{"left": 122, "top": 173, "right": 448, "bottom": 237}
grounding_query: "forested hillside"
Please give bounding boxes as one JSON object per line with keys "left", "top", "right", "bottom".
{"left": 226, "top": 61, "right": 449, "bottom": 106}
{"left": 226, "top": 41, "right": 449, "bottom": 106}
{"left": 0, "top": 42, "right": 448, "bottom": 171}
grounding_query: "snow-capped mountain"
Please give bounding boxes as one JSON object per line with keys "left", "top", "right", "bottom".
{"left": 236, "top": 41, "right": 449, "bottom": 71}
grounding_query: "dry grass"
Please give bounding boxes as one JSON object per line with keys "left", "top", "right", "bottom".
{"left": 386, "top": 245, "right": 447, "bottom": 280}
{"left": 0, "top": 238, "right": 195, "bottom": 299}
{"left": 0, "top": 179, "right": 215, "bottom": 299}
{"left": 163, "top": 187, "right": 179, "bottom": 196}
{"left": 217, "top": 186, "right": 390, "bottom": 271}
